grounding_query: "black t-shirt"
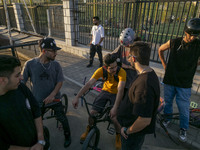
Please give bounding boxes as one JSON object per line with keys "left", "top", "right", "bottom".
{"left": 163, "top": 38, "right": 200, "bottom": 88}
{"left": 117, "top": 70, "right": 160, "bottom": 135}
{"left": 0, "top": 83, "right": 41, "bottom": 149}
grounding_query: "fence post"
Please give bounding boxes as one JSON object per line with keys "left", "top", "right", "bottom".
{"left": 63, "top": 0, "right": 78, "bottom": 46}
{"left": 47, "top": 9, "right": 52, "bottom": 36}
{"left": 13, "top": 3, "right": 24, "bottom": 31}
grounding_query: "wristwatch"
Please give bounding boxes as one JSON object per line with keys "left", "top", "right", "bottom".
{"left": 38, "top": 140, "right": 46, "bottom": 146}
{"left": 124, "top": 127, "right": 128, "bottom": 135}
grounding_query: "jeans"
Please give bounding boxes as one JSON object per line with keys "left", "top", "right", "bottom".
{"left": 89, "top": 44, "right": 103, "bottom": 65}
{"left": 47, "top": 102, "right": 71, "bottom": 135}
{"left": 164, "top": 84, "right": 191, "bottom": 129}
{"left": 121, "top": 134, "right": 145, "bottom": 150}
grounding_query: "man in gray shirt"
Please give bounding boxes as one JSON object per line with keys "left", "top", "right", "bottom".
{"left": 23, "top": 38, "right": 71, "bottom": 148}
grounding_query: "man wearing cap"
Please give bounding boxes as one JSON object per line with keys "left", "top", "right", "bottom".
{"left": 158, "top": 18, "right": 200, "bottom": 142}
{"left": 23, "top": 38, "right": 71, "bottom": 147}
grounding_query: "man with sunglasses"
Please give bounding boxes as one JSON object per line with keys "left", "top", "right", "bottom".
{"left": 158, "top": 18, "right": 200, "bottom": 142}
{"left": 73, "top": 54, "right": 126, "bottom": 149}
{"left": 22, "top": 38, "right": 71, "bottom": 148}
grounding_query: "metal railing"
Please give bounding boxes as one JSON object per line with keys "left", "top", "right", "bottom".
{"left": 77, "top": 0, "right": 200, "bottom": 62}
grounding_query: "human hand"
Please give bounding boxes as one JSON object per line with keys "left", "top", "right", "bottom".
{"left": 72, "top": 97, "right": 79, "bottom": 109}
{"left": 30, "top": 143, "right": 43, "bottom": 150}
{"left": 121, "top": 127, "right": 128, "bottom": 139}
{"left": 43, "top": 95, "right": 55, "bottom": 104}
{"left": 110, "top": 107, "right": 117, "bottom": 118}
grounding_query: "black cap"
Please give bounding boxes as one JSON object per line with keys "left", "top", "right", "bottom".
{"left": 40, "top": 38, "right": 61, "bottom": 50}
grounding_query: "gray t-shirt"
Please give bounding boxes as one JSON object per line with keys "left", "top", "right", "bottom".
{"left": 22, "top": 58, "right": 64, "bottom": 105}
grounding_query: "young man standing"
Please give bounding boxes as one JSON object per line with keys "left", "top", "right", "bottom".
{"left": 73, "top": 54, "right": 126, "bottom": 149}
{"left": 158, "top": 18, "right": 200, "bottom": 142}
{"left": 87, "top": 16, "right": 104, "bottom": 67}
{"left": 23, "top": 38, "right": 71, "bottom": 147}
{"left": 0, "top": 55, "right": 45, "bottom": 150}
{"left": 118, "top": 42, "right": 160, "bottom": 150}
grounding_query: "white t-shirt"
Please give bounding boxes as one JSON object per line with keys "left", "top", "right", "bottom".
{"left": 91, "top": 25, "right": 104, "bottom": 46}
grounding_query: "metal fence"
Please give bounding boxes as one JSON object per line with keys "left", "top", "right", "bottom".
{"left": 20, "top": 4, "right": 65, "bottom": 39}
{"left": 77, "top": 0, "right": 200, "bottom": 62}
{"left": 0, "top": 5, "right": 17, "bottom": 28}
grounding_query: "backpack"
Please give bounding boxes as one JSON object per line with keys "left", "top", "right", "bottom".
{"left": 102, "top": 66, "right": 121, "bottom": 82}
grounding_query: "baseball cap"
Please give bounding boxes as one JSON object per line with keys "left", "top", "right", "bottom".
{"left": 40, "top": 38, "right": 61, "bottom": 50}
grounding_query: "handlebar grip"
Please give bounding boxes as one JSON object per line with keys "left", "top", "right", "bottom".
{"left": 53, "top": 99, "right": 61, "bottom": 102}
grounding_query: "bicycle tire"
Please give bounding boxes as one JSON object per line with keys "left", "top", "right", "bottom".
{"left": 82, "top": 127, "right": 100, "bottom": 150}
{"left": 61, "top": 94, "right": 68, "bottom": 114}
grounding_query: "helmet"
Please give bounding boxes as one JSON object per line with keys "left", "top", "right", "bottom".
{"left": 119, "top": 28, "right": 135, "bottom": 46}
{"left": 184, "top": 18, "right": 200, "bottom": 36}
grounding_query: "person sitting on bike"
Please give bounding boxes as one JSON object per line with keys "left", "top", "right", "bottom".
{"left": 72, "top": 53, "right": 126, "bottom": 149}
{"left": 118, "top": 42, "right": 160, "bottom": 150}
{"left": 111, "top": 28, "right": 139, "bottom": 91}
{"left": 0, "top": 55, "right": 46, "bottom": 150}
{"left": 22, "top": 38, "right": 71, "bottom": 148}
{"left": 158, "top": 18, "right": 200, "bottom": 142}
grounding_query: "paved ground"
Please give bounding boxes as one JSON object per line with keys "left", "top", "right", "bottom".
{"left": 14, "top": 46, "right": 199, "bottom": 150}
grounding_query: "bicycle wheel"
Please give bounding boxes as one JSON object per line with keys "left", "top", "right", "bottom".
{"left": 82, "top": 127, "right": 100, "bottom": 150}
{"left": 61, "top": 94, "right": 68, "bottom": 114}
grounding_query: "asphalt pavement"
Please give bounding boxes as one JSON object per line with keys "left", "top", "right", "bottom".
{"left": 15, "top": 46, "right": 196, "bottom": 150}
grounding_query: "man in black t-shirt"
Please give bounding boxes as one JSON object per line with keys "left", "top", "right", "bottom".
{"left": 158, "top": 18, "right": 200, "bottom": 142}
{"left": 0, "top": 55, "right": 45, "bottom": 150}
{"left": 117, "top": 42, "right": 160, "bottom": 150}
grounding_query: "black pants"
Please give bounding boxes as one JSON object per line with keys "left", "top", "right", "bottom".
{"left": 121, "top": 133, "right": 145, "bottom": 150}
{"left": 89, "top": 44, "right": 103, "bottom": 65}
{"left": 46, "top": 102, "right": 70, "bottom": 135}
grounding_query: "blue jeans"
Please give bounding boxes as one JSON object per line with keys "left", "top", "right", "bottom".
{"left": 121, "top": 134, "right": 145, "bottom": 150}
{"left": 164, "top": 84, "right": 191, "bottom": 129}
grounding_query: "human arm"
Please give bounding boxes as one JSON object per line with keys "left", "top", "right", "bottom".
{"left": 110, "top": 81, "right": 125, "bottom": 118}
{"left": 72, "top": 78, "right": 97, "bottom": 109}
{"left": 22, "top": 61, "right": 30, "bottom": 84}
{"left": 158, "top": 40, "right": 170, "bottom": 70}
{"left": 97, "top": 37, "right": 104, "bottom": 46}
{"left": 43, "top": 82, "right": 63, "bottom": 104}
{"left": 97, "top": 26, "right": 104, "bottom": 46}
{"left": 121, "top": 117, "right": 151, "bottom": 139}
{"left": 89, "top": 36, "right": 93, "bottom": 45}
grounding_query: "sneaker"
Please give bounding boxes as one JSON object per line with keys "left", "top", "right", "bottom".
{"left": 163, "top": 120, "right": 171, "bottom": 128}
{"left": 115, "top": 133, "right": 121, "bottom": 150}
{"left": 80, "top": 125, "right": 91, "bottom": 142}
{"left": 64, "top": 132, "right": 71, "bottom": 147}
{"left": 179, "top": 128, "right": 187, "bottom": 142}
{"left": 87, "top": 64, "right": 93, "bottom": 68}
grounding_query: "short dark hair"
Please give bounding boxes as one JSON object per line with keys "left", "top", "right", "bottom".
{"left": 93, "top": 16, "right": 99, "bottom": 21}
{"left": 129, "top": 41, "right": 151, "bottom": 65}
{"left": 103, "top": 54, "right": 117, "bottom": 67}
{"left": 0, "top": 55, "right": 21, "bottom": 78}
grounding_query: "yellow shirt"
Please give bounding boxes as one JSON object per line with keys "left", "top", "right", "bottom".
{"left": 91, "top": 67, "right": 126, "bottom": 94}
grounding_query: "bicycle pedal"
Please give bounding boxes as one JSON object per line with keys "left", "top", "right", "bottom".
{"left": 107, "top": 127, "right": 115, "bottom": 135}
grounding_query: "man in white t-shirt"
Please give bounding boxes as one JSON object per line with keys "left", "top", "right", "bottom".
{"left": 87, "top": 16, "right": 105, "bottom": 67}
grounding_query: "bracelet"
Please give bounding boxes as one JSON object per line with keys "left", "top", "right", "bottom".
{"left": 124, "top": 127, "right": 128, "bottom": 135}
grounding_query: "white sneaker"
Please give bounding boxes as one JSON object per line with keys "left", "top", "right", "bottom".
{"left": 179, "top": 128, "right": 187, "bottom": 142}
{"left": 163, "top": 120, "right": 171, "bottom": 128}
